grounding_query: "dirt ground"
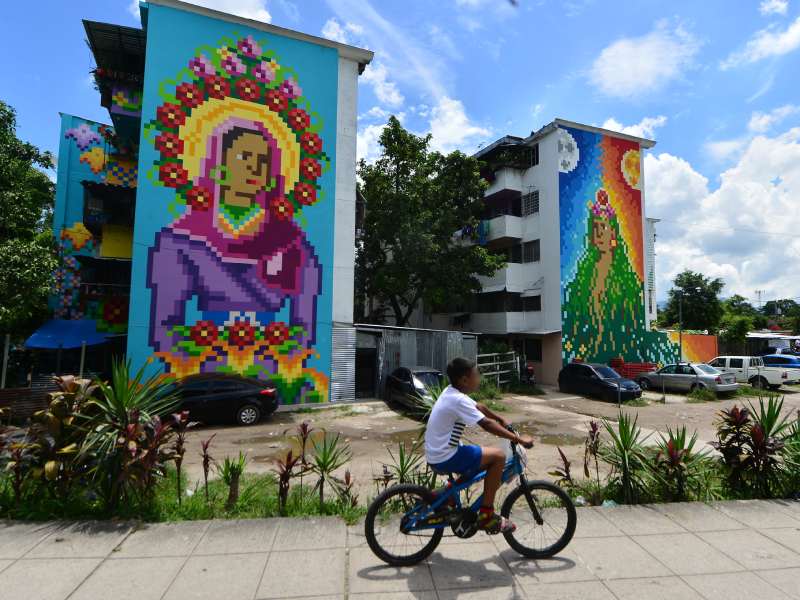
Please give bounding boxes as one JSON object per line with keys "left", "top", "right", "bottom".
{"left": 181, "top": 384, "right": 800, "bottom": 496}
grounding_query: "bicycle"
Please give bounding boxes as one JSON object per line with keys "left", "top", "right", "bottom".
{"left": 365, "top": 425, "right": 577, "bottom": 566}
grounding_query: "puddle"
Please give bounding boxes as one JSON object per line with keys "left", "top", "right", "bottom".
{"left": 384, "top": 428, "right": 425, "bottom": 446}
{"left": 538, "top": 433, "right": 585, "bottom": 446}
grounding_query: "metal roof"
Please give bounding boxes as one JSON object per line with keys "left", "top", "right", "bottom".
{"left": 83, "top": 20, "right": 146, "bottom": 74}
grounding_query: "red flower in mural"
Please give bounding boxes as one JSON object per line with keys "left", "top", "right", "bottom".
{"left": 270, "top": 195, "right": 294, "bottom": 220}
{"left": 287, "top": 108, "right": 310, "bottom": 131}
{"left": 228, "top": 321, "right": 256, "bottom": 347}
{"left": 155, "top": 132, "right": 184, "bottom": 157}
{"left": 300, "top": 157, "right": 322, "bottom": 180}
{"left": 300, "top": 132, "right": 322, "bottom": 155}
{"left": 176, "top": 82, "right": 203, "bottom": 108}
{"left": 186, "top": 185, "right": 212, "bottom": 210}
{"left": 157, "top": 103, "right": 186, "bottom": 128}
{"left": 265, "top": 89, "right": 288, "bottom": 112}
{"left": 265, "top": 322, "right": 289, "bottom": 345}
{"left": 293, "top": 181, "right": 317, "bottom": 206}
{"left": 102, "top": 297, "right": 128, "bottom": 325}
{"left": 205, "top": 75, "right": 231, "bottom": 99}
{"left": 235, "top": 78, "right": 262, "bottom": 102}
{"left": 159, "top": 163, "right": 189, "bottom": 188}
{"left": 190, "top": 320, "right": 219, "bottom": 346}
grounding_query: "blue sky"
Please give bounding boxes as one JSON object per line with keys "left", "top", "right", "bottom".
{"left": 4, "top": 0, "right": 800, "bottom": 303}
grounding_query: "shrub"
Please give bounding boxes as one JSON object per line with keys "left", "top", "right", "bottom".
{"left": 650, "top": 426, "right": 709, "bottom": 501}
{"left": 219, "top": 452, "right": 248, "bottom": 510}
{"left": 600, "top": 411, "right": 651, "bottom": 504}
{"left": 310, "top": 431, "right": 351, "bottom": 511}
{"left": 687, "top": 387, "right": 717, "bottom": 403}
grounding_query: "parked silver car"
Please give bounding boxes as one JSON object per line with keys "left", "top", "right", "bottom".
{"left": 637, "top": 363, "right": 738, "bottom": 395}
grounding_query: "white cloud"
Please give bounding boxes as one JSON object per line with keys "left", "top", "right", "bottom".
{"left": 321, "top": 18, "right": 363, "bottom": 44}
{"left": 166, "top": 0, "right": 272, "bottom": 22}
{"left": 602, "top": 115, "right": 667, "bottom": 139}
{"left": 429, "top": 96, "right": 490, "bottom": 153}
{"left": 357, "top": 123, "right": 386, "bottom": 163}
{"left": 721, "top": 16, "right": 800, "bottom": 69}
{"left": 647, "top": 127, "right": 800, "bottom": 301}
{"left": 705, "top": 138, "right": 748, "bottom": 162}
{"left": 358, "top": 106, "right": 390, "bottom": 121}
{"left": 760, "top": 0, "right": 789, "bottom": 15}
{"left": 589, "top": 22, "right": 699, "bottom": 98}
{"left": 429, "top": 25, "right": 461, "bottom": 60}
{"left": 748, "top": 104, "right": 800, "bottom": 132}
{"left": 360, "top": 62, "right": 404, "bottom": 108}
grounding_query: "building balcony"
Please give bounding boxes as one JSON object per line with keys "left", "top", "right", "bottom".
{"left": 477, "top": 263, "right": 532, "bottom": 293}
{"left": 483, "top": 214, "right": 522, "bottom": 245}
{"left": 433, "top": 311, "right": 546, "bottom": 335}
{"left": 485, "top": 168, "right": 522, "bottom": 196}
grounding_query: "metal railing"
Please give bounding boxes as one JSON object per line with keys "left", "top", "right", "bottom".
{"left": 477, "top": 351, "right": 519, "bottom": 386}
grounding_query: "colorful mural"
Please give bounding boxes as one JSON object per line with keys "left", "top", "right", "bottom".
{"left": 559, "top": 126, "right": 678, "bottom": 365}
{"left": 666, "top": 332, "right": 719, "bottom": 364}
{"left": 133, "top": 19, "right": 336, "bottom": 404}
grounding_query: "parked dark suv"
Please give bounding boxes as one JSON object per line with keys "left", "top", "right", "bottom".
{"left": 557, "top": 362, "right": 641, "bottom": 402}
{"left": 169, "top": 373, "right": 278, "bottom": 426}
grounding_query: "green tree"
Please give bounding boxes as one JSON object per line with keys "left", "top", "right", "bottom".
{"left": 719, "top": 314, "right": 754, "bottom": 347}
{"left": 658, "top": 270, "right": 724, "bottom": 332}
{"left": 0, "top": 100, "right": 57, "bottom": 333}
{"left": 356, "top": 117, "right": 504, "bottom": 326}
{"left": 722, "top": 294, "right": 767, "bottom": 329}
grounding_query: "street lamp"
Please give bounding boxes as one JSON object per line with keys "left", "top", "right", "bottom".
{"left": 677, "top": 287, "right": 702, "bottom": 361}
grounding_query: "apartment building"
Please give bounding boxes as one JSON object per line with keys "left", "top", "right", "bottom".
{"left": 429, "top": 119, "right": 677, "bottom": 384}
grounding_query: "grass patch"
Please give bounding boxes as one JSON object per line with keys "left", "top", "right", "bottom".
{"left": 687, "top": 387, "right": 718, "bottom": 403}
{"left": 736, "top": 384, "right": 780, "bottom": 399}
{"left": 483, "top": 398, "right": 509, "bottom": 412}
{"left": 0, "top": 470, "right": 366, "bottom": 525}
{"left": 506, "top": 382, "right": 547, "bottom": 396}
{"left": 623, "top": 398, "right": 649, "bottom": 407}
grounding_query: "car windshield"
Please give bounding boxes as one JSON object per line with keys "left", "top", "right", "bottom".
{"left": 594, "top": 366, "right": 620, "bottom": 379}
{"left": 414, "top": 372, "right": 443, "bottom": 389}
{"left": 695, "top": 364, "right": 718, "bottom": 374}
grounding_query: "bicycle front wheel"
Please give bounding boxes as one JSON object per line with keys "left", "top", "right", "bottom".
{"left": 501, "top": 480, "right": 576, "bottom": 559}
{"left": 365, "top": 483, "right": 444, "bottom": 567}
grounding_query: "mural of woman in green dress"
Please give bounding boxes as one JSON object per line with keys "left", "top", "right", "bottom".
{"left": 559, "top": 126, "right": 678, "bottom": 365}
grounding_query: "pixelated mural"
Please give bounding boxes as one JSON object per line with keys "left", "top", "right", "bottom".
{"left": 138, "top": 30, "right": 333, "bottom": 404}
{"left": 666, "top": 332, "right": 719, "bottom": 364}
{"left": 559, "top": 126, "right": 678, "bottom": 365}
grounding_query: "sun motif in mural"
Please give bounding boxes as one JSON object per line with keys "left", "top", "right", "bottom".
{"left": 144, "top": 33, "right": 330, "bottom": 404}
{"left": 621, "top": 149, "right": 640, "bottom": 189}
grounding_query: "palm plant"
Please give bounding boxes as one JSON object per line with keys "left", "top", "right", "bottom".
{"left": 385, "top": 440, "right": 425, "bottom": 484}
{"left": 310, "top": 431, "right": 352, "bottom": 511}
{"left": 200, "top": 434, "right": 216, "bottom": 503}
{"left": 218, "top": 452, "right": 248, "bottom": 510}
{"left": 651, "top": 426, "right": 708, "bottom": 501}
{"left": 80, "top": 359, "right": 180, "bottom": 510}
{"left": 600, "top": 411, "right": 651, "bottom": 504}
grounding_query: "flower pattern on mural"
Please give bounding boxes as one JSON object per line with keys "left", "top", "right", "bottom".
{"left": 144, "top": 34, "right": 331, "bottom": 404}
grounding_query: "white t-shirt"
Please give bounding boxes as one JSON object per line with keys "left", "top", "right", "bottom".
{"left": 424, "top": 385, "right": 485, "bottom": 464}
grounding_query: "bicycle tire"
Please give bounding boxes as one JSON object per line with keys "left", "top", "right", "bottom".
{"left": 501, "top": 480, "right": 576, "bottom": 559}
{"left": 365, "top": 483, "right": 444, "bottom": 567}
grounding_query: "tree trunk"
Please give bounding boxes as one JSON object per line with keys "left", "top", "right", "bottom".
{"left": 225, "top": 472, "right": 240, "bottom": 510}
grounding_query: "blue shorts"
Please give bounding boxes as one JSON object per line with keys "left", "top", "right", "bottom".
{"left": 430, "top": 444, "right": 482, "bottom": 476}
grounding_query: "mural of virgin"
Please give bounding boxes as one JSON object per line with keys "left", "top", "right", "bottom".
{"left": 144, "top": 35, "right": 330, "bottom": 403}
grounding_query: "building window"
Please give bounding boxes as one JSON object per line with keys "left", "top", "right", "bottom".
{"left": 521, "top": 190, "right": 539, "bottom": 216}
{"left": 522, "top": 295, "right": 541, "bottom": 312}
{"left": 530, "top": 143, "right": 539, "bottom": 167}
{"left": 522, "top": 239, "right": 540, "bottom": 263}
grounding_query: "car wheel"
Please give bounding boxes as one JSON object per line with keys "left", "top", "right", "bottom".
{"left": 749, "top": 376, "right": 768, "bottom": 389}
{"left": 236, "top": 404, "right": 261, "bottom": 426}
{"left": 638, "top": 378, "right": 650, "bottom": 391}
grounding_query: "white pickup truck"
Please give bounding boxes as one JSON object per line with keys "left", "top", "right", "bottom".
{"left": 708, "top": 356, "right": 795, "bottom": 389}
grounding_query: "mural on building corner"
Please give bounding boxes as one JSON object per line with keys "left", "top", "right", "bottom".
{"left": 143, "top": 33, "right": 330, "bottom": 404}
{"left": 558, "top": 126, "right": 678, "bottom": 365}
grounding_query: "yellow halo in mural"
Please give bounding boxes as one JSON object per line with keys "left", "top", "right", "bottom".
{"left": 178, "top": 97, "right": 301, "bottom": 195}
{"left": 621, "top": 149, "right": 641, "bottom": 189}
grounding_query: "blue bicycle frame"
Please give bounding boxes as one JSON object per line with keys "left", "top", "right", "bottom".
{"left": 401, "top": 448, "right": 527, "bottom": 533}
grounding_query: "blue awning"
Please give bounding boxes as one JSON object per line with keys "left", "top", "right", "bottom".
{"left": 25, "top": 319, "right": 112, "bottom": 349}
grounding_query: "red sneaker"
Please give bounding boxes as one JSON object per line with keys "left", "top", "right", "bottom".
{"left": 477, "top": 509, "right": 516, "bottom": 534}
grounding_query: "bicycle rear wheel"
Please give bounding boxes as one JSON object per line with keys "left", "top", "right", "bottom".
{"left": 501, "top": 480, "right": 576, "bottom": 559}
{"left": 365, "top": 483, "right": 444, "bottom": 567}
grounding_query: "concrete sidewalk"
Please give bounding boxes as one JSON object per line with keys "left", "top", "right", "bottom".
{"left": 1, "top": 499, "right": 799, "bottom": 600}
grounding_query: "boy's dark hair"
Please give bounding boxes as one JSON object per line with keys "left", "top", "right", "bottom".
{"left": 447, "top": 357, "right": 476, "bottom": 386}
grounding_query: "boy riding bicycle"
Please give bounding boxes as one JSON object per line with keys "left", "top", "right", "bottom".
{"left": 425, "top": 357, "right": 534, "bottom": 534}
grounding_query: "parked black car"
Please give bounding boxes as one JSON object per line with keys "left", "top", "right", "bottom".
{"left": 168, "top": 373, "right": 278, "bottom": 426}
{"left": 557, "top": 363, "right": 641, "bottom": 402}
{"left": 385, "top": 366, "right": 445, "bottom": 409}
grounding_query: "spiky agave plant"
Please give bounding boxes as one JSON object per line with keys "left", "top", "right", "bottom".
{"left": 600, "top": 411, "right": 651, "bottom": 504}
{"left": 310, "top": 431, "right": 352, "bottom": 512}
{"left": 218, "top": 452, "right": 248, "bottom": 511}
